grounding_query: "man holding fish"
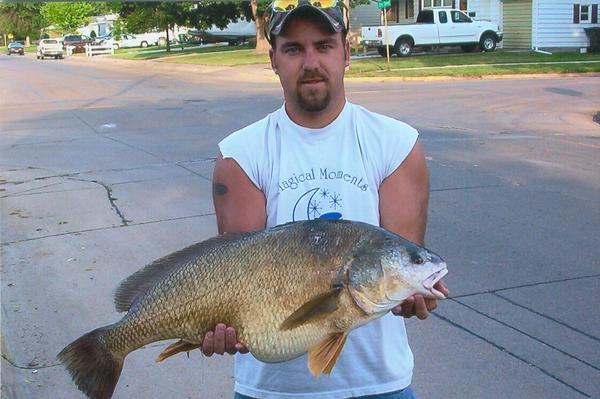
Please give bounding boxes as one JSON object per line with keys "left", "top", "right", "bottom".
{"left": 209, "top": 1, "right": 449, "bottom": 398}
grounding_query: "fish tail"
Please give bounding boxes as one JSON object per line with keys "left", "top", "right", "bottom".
{"left": 57, "top": 326, "right": 124, "bottom": 399}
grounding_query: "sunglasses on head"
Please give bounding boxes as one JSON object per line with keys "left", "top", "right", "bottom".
{"left": 272, "top": 0, "right": 340, "bottom": 12}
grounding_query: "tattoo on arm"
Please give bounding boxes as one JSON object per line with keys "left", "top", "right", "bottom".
{"left": 213, "top": 183, "right": 228, "bottom": 196}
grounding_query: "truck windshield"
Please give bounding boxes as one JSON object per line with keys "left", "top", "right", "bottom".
{"left": 416, "top": 10, "right": 434, "bottom": 23}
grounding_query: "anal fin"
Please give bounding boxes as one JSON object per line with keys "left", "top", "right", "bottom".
{"left": 307, "top": 332, "right": 348, "bottom": 376}
{"left": 155, "top": 340, "right": 201, "bottom": 362}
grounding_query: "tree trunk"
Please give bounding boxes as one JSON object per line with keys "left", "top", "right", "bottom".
{"left": 344, "top": 0, "right": 350, "bottom": 28}
{"left": 252, "top": 0, "right": 270, "bottom": 53}
{"left": 166, "top": 23, "right": 171, "bottom": 52}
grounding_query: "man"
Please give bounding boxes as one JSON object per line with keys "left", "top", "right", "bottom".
{"left": 205, "top": 1, "right": 448, "bottom": 398}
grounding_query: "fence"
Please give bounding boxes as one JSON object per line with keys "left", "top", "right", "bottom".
{"left": 84, "top": 44, "right": 114, "bottom": 56}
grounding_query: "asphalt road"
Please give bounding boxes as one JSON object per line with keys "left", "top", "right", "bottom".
{"left": 1, "top": 53, "right": 599, "bottom": 399}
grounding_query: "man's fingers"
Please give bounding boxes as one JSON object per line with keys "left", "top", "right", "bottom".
{"left": 434, "top": 280, "right": 450, "bottom": 297}
{"left": 213, "top": 323, "right": 226, "bottom": 355}
{"left": 225, "top": 327, "right": 238, "bottom": 354}
{"left": 235, "top": 343, "right": 250, "bottom": 354}
{"left": 425, "top": 297, "right": 438, "bottom": 312}
{"left": 202, "top": 331, "right": 214, "bottom": 357}
{"left": 414, "top": 295, "right": 429, "bottom": 320}
{"left": 400, "top": 296, "right": 415, "bottom": 318}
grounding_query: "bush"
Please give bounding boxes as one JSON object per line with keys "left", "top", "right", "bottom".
{"left": 584, "top": 27, "right": 600, "bottom": 52}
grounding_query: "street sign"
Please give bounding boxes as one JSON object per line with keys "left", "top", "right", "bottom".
{"left": 377, "top": 0, "right": 391, "bottom": 9}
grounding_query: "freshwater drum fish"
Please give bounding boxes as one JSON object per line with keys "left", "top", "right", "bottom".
{"left": 58, "top": 219, "right": 448, "bottom": 399}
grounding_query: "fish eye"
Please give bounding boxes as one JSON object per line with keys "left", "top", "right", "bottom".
{"left": 414, "top": 257, "right": 424, "bottom": 265}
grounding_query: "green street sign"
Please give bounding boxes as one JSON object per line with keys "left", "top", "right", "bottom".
{"left": 377, "top": 0, "right": 391, "bottom": 9}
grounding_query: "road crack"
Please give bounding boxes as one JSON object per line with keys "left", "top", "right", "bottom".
{"left": 67, "top": 177, "right": 130, "bottom": 226}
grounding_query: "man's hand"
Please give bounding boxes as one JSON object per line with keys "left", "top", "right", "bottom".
{"left": 392, "top": 281, "right": 449, "bottom": 320}
{"left": 201, "top": 323, "right": 249, "bottom": 357}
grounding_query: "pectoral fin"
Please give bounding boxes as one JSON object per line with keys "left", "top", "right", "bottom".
{"left": 307, "top": 332, "right": 348, "bottom": 376}
{"left": 280, "top": 288, "right": 342, "bottom": 331}
{"left": 155, "top": 340, "right": 201, "bottom": 362}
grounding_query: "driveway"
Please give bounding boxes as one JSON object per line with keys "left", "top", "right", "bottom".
{"left": 1, "top": 54, "right": 599, "bottom": 399}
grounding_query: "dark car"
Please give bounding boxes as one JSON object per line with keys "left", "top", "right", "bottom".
{"left": 62, "top": 34, "right": 94, "bottom": 53}
{"left": 7, "top": 42, "right": 25, "bottom": 56}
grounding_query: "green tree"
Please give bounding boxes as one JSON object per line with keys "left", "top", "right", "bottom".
{"left": 0, "top": 3, "right": 46, "bottom": 45}
{"left": 117, "top": 1, "right": 246, "bottom": 52}
{"left": 116, "top": 2, "right": 191, "bottom": 52}
{"left": 41, "top": 2, "right": 96, "bottom": 34}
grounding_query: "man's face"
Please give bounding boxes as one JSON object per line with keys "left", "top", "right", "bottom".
{"left": 270, "top": 17, "right": 349, "bottom": 114}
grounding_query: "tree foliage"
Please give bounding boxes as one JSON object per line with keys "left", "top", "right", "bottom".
{"left": 40, "top": 2, "right": 96, "bottom": 34}
{"left": 116, "top": 1, "right": 248, "bottom": 51}
{"left": 0, "top": 3, "right": 46, "bottom": 41}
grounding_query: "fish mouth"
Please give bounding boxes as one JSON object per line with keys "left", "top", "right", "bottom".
{"left": 423, "top": 266, "right": 448, "bottom": 299}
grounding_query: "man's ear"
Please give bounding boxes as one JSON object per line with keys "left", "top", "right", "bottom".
{"left": 344, "top": 39, "right": 350, "bottom": 68}
{"left": 269, "top": 48, "right": 278, "bottom": 75}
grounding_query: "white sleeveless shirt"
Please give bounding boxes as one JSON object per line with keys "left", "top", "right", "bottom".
{"left": 218, "top": 101, "right": 419, "bottom": 399}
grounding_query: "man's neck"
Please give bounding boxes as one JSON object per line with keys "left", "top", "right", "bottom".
{"left": 284, "top": 96, "right": 346, "bottom": 129}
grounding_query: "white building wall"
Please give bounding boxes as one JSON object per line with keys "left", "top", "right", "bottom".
{"left": 533, "top": 0, "right": 599, "bottom": 49}
{"left": 466, "top": 0, "right": 502, "bottom": 28}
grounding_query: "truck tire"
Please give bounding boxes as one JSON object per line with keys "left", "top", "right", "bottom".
{"left": 158, "top": 37, "right": 167, "bottom": 46}
{"left": 141, "top": 41, "right": 148, "bottom": 48}
{"left": 394, "top": 38, "right": 413, "bottom": 57}
{"left": 113, "top": 43, "right": 120, "bottom": 50}
{"left": 480, "top": 34, "right": 497, "bottom": 52}
{"left": 461, "top": 44, "right": 478, "bottom": 52}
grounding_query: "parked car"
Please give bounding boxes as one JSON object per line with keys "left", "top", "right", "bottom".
{"left": 62, "top": 34, "right": 94, "bottom": 53}
{"left": 7, "top": 42, "right": 25, "bottom": 55}
{"left": 37, "top": 39, "right": 64, "bottom": 59}
{"left": 362, "top": 8, "right": 503, "bottom": 57}
{"left": 111, "top": 33, "right": 169, "bottom": 50}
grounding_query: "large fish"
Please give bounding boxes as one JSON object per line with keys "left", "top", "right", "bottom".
{"left": 58, "top": 219, "right": 448, "bottom": 399}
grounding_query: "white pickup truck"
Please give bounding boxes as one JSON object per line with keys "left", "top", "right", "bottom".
{"left": 36, "top": 39, "right": 64, "bottom": 59}
{"left": 362, "top": 8, "right": 503, "bottom": 57}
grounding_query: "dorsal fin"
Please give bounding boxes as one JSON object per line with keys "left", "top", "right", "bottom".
{"left": 114, "top": 232, "right": 246, "bottom": 312}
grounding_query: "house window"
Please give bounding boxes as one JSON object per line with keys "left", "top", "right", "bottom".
{"left": 581, "top": 4, "right": 591, "bottom": 22}
{"left": 460, "top": 0, "right": 468, "bottom": 10}
{"left": 406, "top": 0, "right": 415, "bottom": 18}
{"left": 423, "top": 0, "right": 452, "bottom": 8}
{"left": 388, "top": 0, "right": 401, "bottom": 22}
{"left": 574, "top": 3, "right": 599, "bottom": 24}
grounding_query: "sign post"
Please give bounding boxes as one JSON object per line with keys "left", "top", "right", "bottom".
{"left": 377, "top": 0, "right": 392, "bottom": 71}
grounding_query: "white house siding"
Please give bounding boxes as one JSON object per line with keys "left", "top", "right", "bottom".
{"left": 533, "top": 0, "right": 600, "bottom": 49}
{"left": 467, "top": 0, "right": 502, "bottom": 28}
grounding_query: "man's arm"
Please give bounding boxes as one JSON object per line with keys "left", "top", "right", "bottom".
{"left": 379, "top": 140, "right": 448, "bottom": 319}
{"left": 201, "top": 153, "right": 266, "bottom": 356}
{"left": 212, "top": 153, "right": 266, "bottom": 234}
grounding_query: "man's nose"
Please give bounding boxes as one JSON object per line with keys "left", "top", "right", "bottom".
{"left": 302, "top": 47, "right": 320, "bottom": 70}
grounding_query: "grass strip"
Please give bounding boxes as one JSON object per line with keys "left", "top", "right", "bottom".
{"left": 111, "top": 44, "right": 253, "bottom": 60}
{"left": 159, "top": 49, "right": 270, "bottom": 66}
{"left": 347, "top": 51, "right": 600, "bottom": 74}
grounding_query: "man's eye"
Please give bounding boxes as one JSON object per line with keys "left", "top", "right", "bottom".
{"left": 284, "top": 47, "right": 299, "bottom": 54}
{"left": 319, "top": 44, "right": 332, "bottom": 50}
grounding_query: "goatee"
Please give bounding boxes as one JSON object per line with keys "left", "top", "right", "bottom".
{"left": 297, "top": 90, "right": 331, "bottom": 113}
